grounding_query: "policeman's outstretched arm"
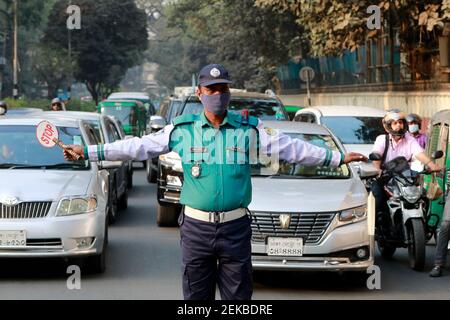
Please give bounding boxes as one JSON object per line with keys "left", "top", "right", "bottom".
{"left": 64, "top": 125, "right": 174, "bottom": 162}
{"left": 258, "top": 121, "right": 367, "bottom": 167}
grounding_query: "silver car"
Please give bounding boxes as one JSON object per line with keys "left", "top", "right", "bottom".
{"left": 0, "top": 116, "right": 109, "bottom": 273}
{"left": 250, "top": 121, "right": 374, "bottom": 272}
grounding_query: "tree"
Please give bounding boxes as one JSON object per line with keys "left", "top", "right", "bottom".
{"left": 255, "top": 0, "right": 450, "bottom": 57}
{"left": 148, "top": 0, "right": 304, "bottom": 92}
{"left": 43, "top": 0, "right": 149, "bottom": 103}
{"left": 29, "top": 44, "right": 76, "bottom": 99}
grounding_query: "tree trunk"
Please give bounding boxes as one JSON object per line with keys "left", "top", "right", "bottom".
{"left": 86, "top": 81, "right": 99, "bottom": 105}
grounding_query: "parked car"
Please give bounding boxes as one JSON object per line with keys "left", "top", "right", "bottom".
{"left": 153, "top": 91, "right": 290, "bottom": 226}
{"left": 45, "top": 111, "right": 131, "bottom": 224}
{"left": 0, "top": 115, "right": 111, "bottom": 273}
{"left": 250, "top": 121, "right": 375, "bottom": 273}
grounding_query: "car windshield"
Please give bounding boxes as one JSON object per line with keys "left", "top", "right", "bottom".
{"left": 321, "top": 116, "right": 385, "bottom": 145}
{"left": 252, "top": 132, "right": 350, "bottom": 179}
{"left": 0, "top": 125, "right": 89, "bottom": 170}
{"left": 182, "top": 97, "right": 288, "bottom": 120}
{"left": 101, "top": 106, "right": 137, "bottom": 126}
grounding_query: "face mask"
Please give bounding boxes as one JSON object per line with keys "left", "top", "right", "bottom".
{"left": 409, "top": 124, "right": 419, "bottom": 134}
{"left": 200, "top": 92, "right": 231, "bottom": 116}
{"left": 0, "top": 107, "right": 5, "bottom": 115}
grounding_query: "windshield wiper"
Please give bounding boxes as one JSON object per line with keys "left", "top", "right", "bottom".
{"left": 4, "top": 163, "right": 86, "bottom": 170}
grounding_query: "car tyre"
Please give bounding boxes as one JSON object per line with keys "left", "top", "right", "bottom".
{"left": 146, "top": 159, "right": 157, "bottom": 183}
{"left": 118, "top": 189, "right": 128, "bottom": 210}
{"left": 157, "top": 203, "right": 180, "bottom": 227}
{"left": 108, "top": 183, "right": 118, "bottom": 225}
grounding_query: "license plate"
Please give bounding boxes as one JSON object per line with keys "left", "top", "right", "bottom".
{"left": 267, "top": 237, "right": 303, "bottom": 256}
{"left": 0, "top": 231, "right": 26, "bottom": 247}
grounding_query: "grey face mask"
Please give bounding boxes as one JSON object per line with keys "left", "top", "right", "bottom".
{"left": 200, "top": 92, "right": 231, "bottom": 116}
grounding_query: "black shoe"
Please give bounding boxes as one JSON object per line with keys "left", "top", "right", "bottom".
{"left": 430, "top": 266, "right": 443, "bottom": 277}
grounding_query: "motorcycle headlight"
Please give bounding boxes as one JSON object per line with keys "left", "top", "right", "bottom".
{"left": 339, "top": 206, "right": 367, "bottom": 222}
{"left": 401, "top": 186, "right": 421, "bottom": 203}
{"left": 57, "top": 196, "right": 98, "bottom": 216}
{"left": 159, "top": 152, "right": 182, "bottom": 172}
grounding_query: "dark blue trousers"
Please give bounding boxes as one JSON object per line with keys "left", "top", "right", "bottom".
{"left": 179, "top": 213, "right": 253, "bottom": 300}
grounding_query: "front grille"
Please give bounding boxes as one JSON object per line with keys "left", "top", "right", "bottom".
{"left": 27, "top": 238, "right": 62, "bottom": 246}
{"left": 0, "top": 202, "right": 52, "bottom": 219}
{"left": 251, "top": 211, "right": 336, "bottom": 244}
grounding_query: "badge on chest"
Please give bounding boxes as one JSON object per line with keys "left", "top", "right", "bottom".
{"left": 191, "top": 163, "right": 201, "bottom": 178}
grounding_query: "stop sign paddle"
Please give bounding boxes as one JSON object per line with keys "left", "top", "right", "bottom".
{"left": 36, "top": 120, "right": 81, "bottom": 160}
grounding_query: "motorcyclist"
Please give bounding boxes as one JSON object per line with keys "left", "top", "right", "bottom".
{"left": 0, "top": 101, "right": 7, "bottom": 116}
{"left": 371, "top": 110, "right": 440, "bottom": 218}
{"left": 406, "top": 113, "right": 427, "bottom": 149}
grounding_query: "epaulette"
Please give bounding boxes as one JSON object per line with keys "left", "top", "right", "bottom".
{"left": 172, "top": 114, "right": 199, "bottom": 126}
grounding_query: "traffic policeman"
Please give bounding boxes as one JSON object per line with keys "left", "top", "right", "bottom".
{"left": 63, "top": 64, "right": 367, "bottom": 300}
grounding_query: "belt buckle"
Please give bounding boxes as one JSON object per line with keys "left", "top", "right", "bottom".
{"left": 209, "top": 211, "right": 223, "bottom": 223}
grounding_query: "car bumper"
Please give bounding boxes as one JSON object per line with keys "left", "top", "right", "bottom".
{"left": 158, "top": 164, "right": 183, "bottom": 205}
{"left": 0, "top": 211, "right": 106, "bottom": 258}
{"left": 251, "top": 220, "right": 374, "bottom": 271}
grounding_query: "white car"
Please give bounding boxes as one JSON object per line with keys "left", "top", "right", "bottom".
{"left": 250, "top": 121, "right": 375, "bottom": 272}
{"left": 0, "top": 115, "right": 111, "bottom": 273}
{"left": 293, "top": 106, "right": 386, "bottom": 156}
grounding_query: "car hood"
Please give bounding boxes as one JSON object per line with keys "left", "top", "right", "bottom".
{"left": 343, "top": 144, "right": 373, "bottom": 157}
{"left": 0, "top": 170, "right": 92, "bottom": 202}
{"left": 249, "top": 177, "right": 366, "bottom": 213}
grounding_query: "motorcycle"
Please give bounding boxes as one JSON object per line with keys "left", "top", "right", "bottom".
{"left": 369, "top": 151, "right": 443, "bottom": 271}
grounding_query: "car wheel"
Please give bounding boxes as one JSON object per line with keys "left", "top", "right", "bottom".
{"left": 118, "top": 189, "right": 128, "bottom": 210}
{"left": 127, "top": 169, "right": 133, "bottom": 190}
{"left": 108, "top": 183, "right": 118, "bottom": 225}
{"left": 85, "top": 223, "right": 108, "bottom": 274}
{"left": 146, "top": 159, "right": 157, "bottom": 183}
{"left": 142, "top": 160, "right": 147, "bottom": 169}
{"left": 157, "top": 203, "right": 180, "bottom": 227}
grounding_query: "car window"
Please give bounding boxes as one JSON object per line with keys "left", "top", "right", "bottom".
{"left": 86, "top": 120, "right": 104, "bottom": 144}
{"left": 252, "top": 132, "right": 349, "bottom": 179}
{"left": 101, "top": 106, "right": 136, "bottom": 125}
{"left": 84, "top": 123, "right": 100, "bottom": 145}
{"left": 0, "top": 125, "right": 89, "bottom": 169}
{"left": 168, "top": 100, "right": 182, "bottom": 121}
{"left": 320, "top": 116, "right": 385, "bottom": 144}
{"left": 294, "top": 113, "right": 317, "bottom": 123}
{"left": 182, "top": 97, "right": 289, "bottom": 120}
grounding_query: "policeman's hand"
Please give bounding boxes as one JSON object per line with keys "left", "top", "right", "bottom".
{"left": 63, "top": 144, "right": 84, "bottom": 161}
{"left": 343, "top": 152, "right": 368, "bottom": 164}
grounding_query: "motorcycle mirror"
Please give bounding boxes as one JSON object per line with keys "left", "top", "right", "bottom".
{"left": 369, "top": 152, "right": 382, "bottom": 161}
{"left": 432, "top": 150, "right": 444, "bottom": 160}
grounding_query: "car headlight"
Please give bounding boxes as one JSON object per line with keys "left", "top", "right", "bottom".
{"left": 401, "top": 186, "right": 421, "bottom": 203}
{"left": 57, "top": 196, "right": 98, "bottom": 216}
{"left": 167, "top": 175, "right": 182, "bottom": 187}
{"left": 339, "top": 206, "right": 367, "bottom": 222}
{"left": 159, "top": 152, "right": 182, "bottom": 172}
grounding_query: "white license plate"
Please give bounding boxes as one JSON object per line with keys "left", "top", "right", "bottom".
{"left": 267, "top": 237, "right": 303, "bottom": 256}
{"left": 0, "top": 231, "right": 26, "bottom": 247}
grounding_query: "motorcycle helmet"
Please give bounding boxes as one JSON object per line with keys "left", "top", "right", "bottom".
{"left": 383, "top": 109, "right": 407, "bottom": 137}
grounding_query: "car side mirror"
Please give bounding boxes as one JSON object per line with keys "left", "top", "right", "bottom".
{"left": 98, "top": 160, "right": 123, "bottom": 170}
{"left": 369, "top": 152, "right": 382, "bottom": 161}
{"left": 149, "top": 115, "right": 167, "bottom": 132}
{"left": 432, "top": 150, "right": 444, "bottom": 160}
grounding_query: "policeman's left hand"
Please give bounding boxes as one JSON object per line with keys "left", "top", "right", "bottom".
{"left": 343, "top": 152, "right": 368, "bottom": 164}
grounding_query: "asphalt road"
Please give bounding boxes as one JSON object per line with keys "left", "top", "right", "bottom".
{"left": 0, "top": 167, "right": 449, "bottom": 300}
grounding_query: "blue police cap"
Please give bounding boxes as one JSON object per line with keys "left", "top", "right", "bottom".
{"left": 198, "top": 64, "right": 233, "bottom": 87}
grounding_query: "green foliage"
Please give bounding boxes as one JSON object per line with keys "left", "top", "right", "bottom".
{"left": 149, "top": 0, "right": 304, "bottom": 92}
{"left": 255, "top": 0, "right": 450, "bottom": 57}
{"left": 4, "top": 98, "right": 96, "bottom": 112}
{"left": 43, "top": 0, "right": 149, "bottom": 103}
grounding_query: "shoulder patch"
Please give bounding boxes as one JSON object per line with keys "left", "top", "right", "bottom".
{"left": 172, "top": 114, "right": 198, "bottom": 127}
